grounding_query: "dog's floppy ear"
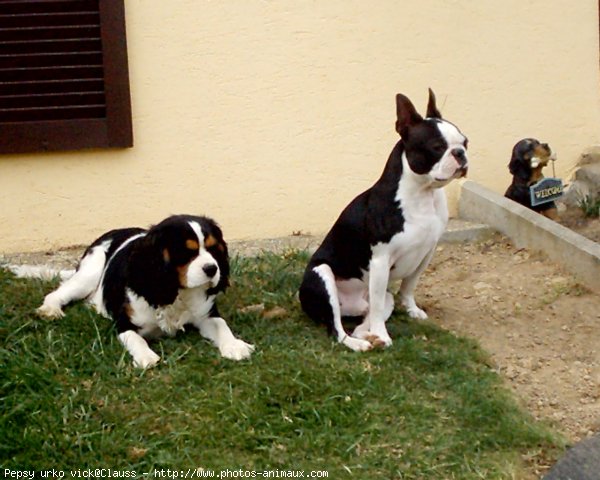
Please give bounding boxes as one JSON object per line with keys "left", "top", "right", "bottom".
{"left": 202, "top": 218, "right": 230, "bottom": 293}
{"left": 128, "top": 232, "right": 180, "bottom": 306}
{"left": 426, "top": 88, "right": 442, "bottom": 119}
{"left": 395, "top": 93, "right": 423, "bottom": 136}
{"left": 508, "top": 151, "right": 532, "bottom": 183}
{"left": 509, "top": 139, "right": 535, "bottom": 183}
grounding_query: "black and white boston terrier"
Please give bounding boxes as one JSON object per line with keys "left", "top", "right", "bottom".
{"left": 299, "top": 89, "right": 468, "bottom": 351}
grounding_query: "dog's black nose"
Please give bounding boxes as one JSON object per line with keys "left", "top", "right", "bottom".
{"left": 451, "top": 148, "right": 467, "bottom": 166}
{"left": 203, "top": 264, "right": 218, "bottom": 278}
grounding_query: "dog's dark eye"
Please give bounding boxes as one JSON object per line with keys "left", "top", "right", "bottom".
{"left": 431, "top": 142, "right": 446, "bottom": 153}
{"left": 463, "top": 139, "right": 469, "bottom": 149}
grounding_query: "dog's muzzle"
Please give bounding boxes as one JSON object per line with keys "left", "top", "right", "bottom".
{"left": 451, "top": 148, "right": 468, "bottom": 178}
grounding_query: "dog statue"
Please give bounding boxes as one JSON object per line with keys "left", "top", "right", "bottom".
{"left": 504, "top": 138, "right": 559, "bottom": 220}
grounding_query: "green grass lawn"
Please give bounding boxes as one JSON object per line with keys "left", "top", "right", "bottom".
{"left": 1, "top": 251, "right": 564, "bottom": 478}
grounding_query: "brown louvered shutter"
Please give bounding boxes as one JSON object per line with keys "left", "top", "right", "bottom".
{"left": 0, "top": 0, "right": 132, "bottom": 154}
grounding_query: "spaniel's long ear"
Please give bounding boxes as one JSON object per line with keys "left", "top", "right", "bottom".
{"left": 508, "top": 152, "right": 532, "bottom": 183}
{"left": 128, "top": 233, "right": 179, "bottom": 306}
{"left": 395, "top": 93, "right": 423, "bottom": 136}
{"left": 201, "top": 217, "right": 230, "bottom": 294}
{"left": 426, "top": 88, "right": 442, "bottom": 119}
{"left": 509, "top": 140, "right": 535, "bottom": 183}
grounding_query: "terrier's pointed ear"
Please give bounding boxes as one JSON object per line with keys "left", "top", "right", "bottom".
{"left": 395, "top": 93, "right": 423, "bottom": 135}
{"left": 426, "top": 88, "right": 442, "bottom": 119}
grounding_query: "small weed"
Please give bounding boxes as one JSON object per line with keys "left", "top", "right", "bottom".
{"left": 578, "top": 195, "right": 600, "bottom": 218}
{"left": 0, "top": 252, "right": 565, "bottom": 477}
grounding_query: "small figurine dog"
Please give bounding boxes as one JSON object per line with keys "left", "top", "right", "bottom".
{"left": 504, "top": 138, "right": 558, "bottom": 219}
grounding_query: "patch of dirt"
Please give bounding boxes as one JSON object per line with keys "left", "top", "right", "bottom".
{"left": 2, "top": 229, "right": 599, "bottom": 451}
{"left": 421, "top": 234, "right": 600, "bottom": 447}
{"left": 557, "top": 204, "right": 600, "bottom": 243}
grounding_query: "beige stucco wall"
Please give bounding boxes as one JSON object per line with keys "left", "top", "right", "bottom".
{"left": 1, "top": 0, "right": 599, "bottom": 253}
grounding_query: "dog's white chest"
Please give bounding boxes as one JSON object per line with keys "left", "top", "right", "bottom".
{"left": 384, "top": 188, "right": 448, "bottom": 280}
{"left": 127, "top": 288, "right": 213, "bottom": 337}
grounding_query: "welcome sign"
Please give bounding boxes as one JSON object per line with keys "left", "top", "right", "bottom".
{"left": 530, "top": 177, "right": 564, "bottom": 207}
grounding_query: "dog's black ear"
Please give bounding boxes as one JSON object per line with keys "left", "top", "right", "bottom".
{"left": 128, "top": 234, "right": 179, "bottom": 306}
{"left": 426, "top": 88, "right": 442, "bottom": 119}
{"left": 508, "top": 153, "right": 532, "bottom": 183}
{"left": 395, "top": 93, "right": 423, "bottom": 136}
{"left": 202, "top": 218, "right": 230, "bottom": 293}
{"left": 509, "top": 139, "right": 535, "bottom": 183}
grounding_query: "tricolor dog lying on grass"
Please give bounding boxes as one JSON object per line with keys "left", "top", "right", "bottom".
{"left": 12, "top": 214, "right": 254, "bottom": 368}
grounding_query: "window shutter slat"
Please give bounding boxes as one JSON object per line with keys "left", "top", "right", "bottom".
{"left": 0, "top": 1, "right": 99, "bottom": 16}
{"left": 0, "top": 78, "right": 104, "bottom": 95}
{"left": 0, "top": 38, "right": 101, "bottom": 55}
{"left": 0, "top": 12, "right": 99, "bottom": 28}
{"left": 0, "top": 52, "right": 103, "bottom": 69}
{"left": 0, "top": 25, "right": 101, "bottom": 41}
{"left": 0, "top": 104, "right": 106, "bottom": 122}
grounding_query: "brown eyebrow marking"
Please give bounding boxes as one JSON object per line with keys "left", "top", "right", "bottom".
{"left": 204, "top": 235, "right": 217, "bottom": 248}
{"left": 186, "top": 239, "right": 199, "bottom": 251}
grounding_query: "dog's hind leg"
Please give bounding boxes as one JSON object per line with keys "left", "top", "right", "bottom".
{"left": 37, "top": 246, "right": 107, "bottom": 319}
{"left": 300, "top": 264, "right": 372, "bottom": 352}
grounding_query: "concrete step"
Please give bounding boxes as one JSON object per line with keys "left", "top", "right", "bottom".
{"left": 442, "top": 218, "right": 494, "bottom": 243}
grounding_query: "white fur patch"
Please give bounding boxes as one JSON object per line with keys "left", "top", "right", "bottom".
{"left": 184, "top": 221, "right": 220, "bottom": 289}
{"left": 429, "top": 120, "right": 468, "bottom": 183}
{"left": 8, "top": 265, "right": 75, "bottom": 281}
{"left": 193, "top": 315, "right": 255, "bottom": 360}
{"left": 118, "top": 330, "right": 160, "bottom": 368}
{"left": 34, "top": 243, "right": 110, "bottom": 319}
{"left": 313, "top": 264, "right": 372, "bottom": 352}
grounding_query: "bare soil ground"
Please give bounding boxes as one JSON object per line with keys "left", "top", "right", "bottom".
{"left": 421, "top": 203, "right": 600, "bottom": 447}
{"left": 557, "top": 204, "right": 600, "bottom": 243}
{"left": 421, "top": 233, "right": 599, "bottom": 445}
{"left": 2, "top": 208, "right": 599, "bottom": 449}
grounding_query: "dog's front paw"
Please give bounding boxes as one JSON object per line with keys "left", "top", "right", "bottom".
{"left": 352, "top": 320, "right": 392, "bottom": 348}
{"left": 365, "top": 327, "right": 393, "bottom": 348}
{"left": 37, "top": 302, "right": 65, "bottom": 319}
{"left": 352, "top": 321, "right": 370, "bottom": 338}
{"left": 406, "top": 306, "right": 428, "bottom": 321}
{"left": 220, "top": 339, "right": 255, "bottom": 361}
{"left": 341, "top": 335, "right": 373, "bottom": 352}
{"left": 132, "top": 350, "right": 161, "bottom": 369}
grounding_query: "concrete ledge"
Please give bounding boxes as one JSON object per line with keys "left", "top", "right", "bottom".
{"left": 459, "top": 180, "right": 600, "bottom": 293}
{"left": 442, "top": 218, "right": 494, "bottom": 244}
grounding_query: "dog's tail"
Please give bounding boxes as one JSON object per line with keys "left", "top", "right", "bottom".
{"left": 7, "top": 264, "right": 76, "bottom": 281}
